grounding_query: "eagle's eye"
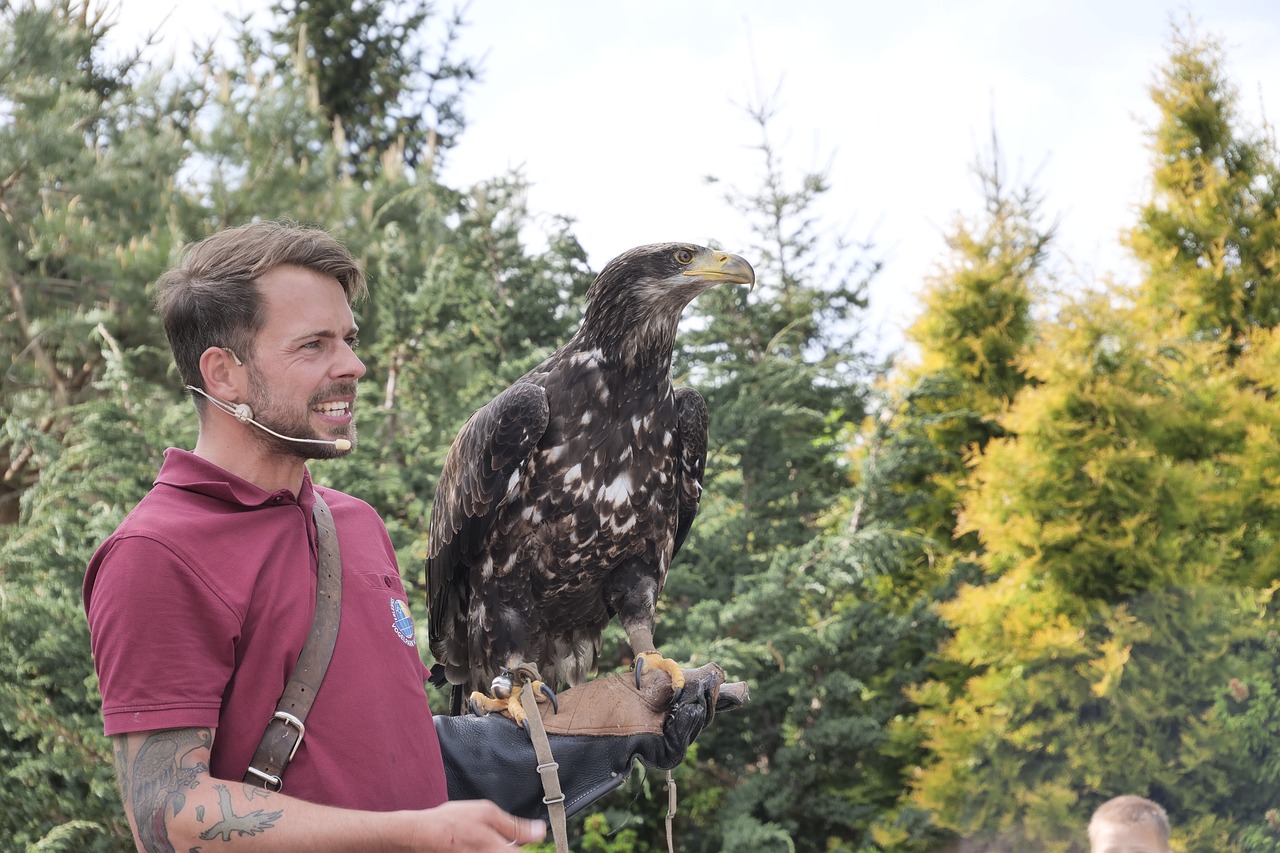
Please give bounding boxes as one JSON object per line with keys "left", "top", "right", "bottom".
{"left": 673, "top": 249, "right": 695, "bottom": 265}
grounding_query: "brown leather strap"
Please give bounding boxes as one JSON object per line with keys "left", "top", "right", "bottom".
{"left": 244, "top": 491, "right": 343, "bottom": 791}
{"left": 520, "top": 680, "right": 568, "bottom": 853}
{"left": 665, "top": 769, "right": 677, "bottom": 853}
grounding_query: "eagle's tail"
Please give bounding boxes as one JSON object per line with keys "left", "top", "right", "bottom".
{"left": 428, "top": 663, "right": 467, "bottom": 716}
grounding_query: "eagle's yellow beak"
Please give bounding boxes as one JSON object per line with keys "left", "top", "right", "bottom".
{"left": 682, "top": 249, "right": 755, "bottom": 290}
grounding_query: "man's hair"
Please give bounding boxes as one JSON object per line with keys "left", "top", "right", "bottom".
{"left": 1088, "top": 795, "right": 1170, "bottom": 847}
{"left": 155, "top": 221, "right": 368, "bottom": 391}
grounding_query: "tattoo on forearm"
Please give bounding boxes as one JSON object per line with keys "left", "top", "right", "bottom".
{"left": 198, "top": 784, "right": 283, "bottom": 841}
{"left": 123, "top": 729, "right": 211, "bottom": 853}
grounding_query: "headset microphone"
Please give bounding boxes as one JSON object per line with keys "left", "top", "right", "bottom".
{"left": 185, "top": 385, "right": 353, "bottom": 452}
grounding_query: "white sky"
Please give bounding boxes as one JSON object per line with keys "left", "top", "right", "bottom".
{"left": 107, "top": 0, "right": 1280, "bottom": 358}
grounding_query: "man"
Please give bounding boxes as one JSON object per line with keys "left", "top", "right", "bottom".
{"left": 1087, "top": 795, "right": 1172, "bottom": 853}
{"left": 84, "top": 221, "right": 725, "bottom": 851}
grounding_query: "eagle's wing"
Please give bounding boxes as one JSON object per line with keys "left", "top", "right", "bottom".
{"left": 426, "top": 381, "right": 550, "bottom": 662}
{"left": 672, "top": 386, "right": 709, "bottom": 556}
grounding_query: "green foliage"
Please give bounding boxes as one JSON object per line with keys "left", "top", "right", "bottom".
{"left": 2, "top": 390, "right": 177, "bottom": 848}
{"left": 1127, "top": 21, "right": 1280, "bottom": 344}
{"left": 0, "top": 0, "right": 187, "bottom": 525}
{"left": 265, "top": 0, "right": 478, "bottom": 177}
{"left": 857, "top": 139, "right": 1050, "bottom": 604}
{"left": 908, "top": 136, "right": 1048, "bottom": 406}
{"left": 679, "top": 86, "right": 877, "bottom": 559}
{"left": 836, "top": 138, "right": 1051, "bottom": 852}
{"left": 901, "top": 23, "right": 1280, "bottom": 853}
{"left": 1213, "top": 613, "right": 1280, "bottom": 852}
{"left": 908, "top": 582, "right": 1276, "bottom": 852}
{"left": 962, "top": 301, "right": 1248, "bottom": 600}
{"left": 711, "top": 531, "right": 945, "bottom": 852}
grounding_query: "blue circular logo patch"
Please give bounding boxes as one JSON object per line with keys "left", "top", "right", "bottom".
{"left": 390, "top": 598, "right": 416, "bottom": 646}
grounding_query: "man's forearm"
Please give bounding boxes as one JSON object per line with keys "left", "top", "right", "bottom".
{"left": 112, "top": 729, "right": 543, "bottom": 852}
{"left": 115, "top": 737, "right": 410, "bottom": 852}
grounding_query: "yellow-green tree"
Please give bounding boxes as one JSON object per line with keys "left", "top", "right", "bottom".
{"left": 858, "top": 139, "right": 1051, "bottom": 607}
{"left": 902, "top": 23, "right": 1280, "bottom": 852}
{"left": 1129, "top": 24, "right": 1280, "bottom": 346}
{"left": 843, "top": 138, "right": 1054, "bottom": 853}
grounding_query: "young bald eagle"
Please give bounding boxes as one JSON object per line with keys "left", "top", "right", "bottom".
{"left": 426, "top": 242, "right": 754, "bottom": 720}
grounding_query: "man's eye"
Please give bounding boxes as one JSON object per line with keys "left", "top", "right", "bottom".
{"left": 346, "top": 338, "right": 360, "bottom": 349}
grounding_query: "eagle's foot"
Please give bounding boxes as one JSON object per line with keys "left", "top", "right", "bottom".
{"left": 634, "top": 651, "right": 687, "bottom": 703}
{"left": 468, "top": 670, "right": 558, "bottom": 728}
{"left": 467, "top": 690, "right": 505, "bottom": 718}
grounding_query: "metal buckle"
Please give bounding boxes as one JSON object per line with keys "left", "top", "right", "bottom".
{"left": 244, "top": 765, "right": 283, "bottom": 792}
{"left": 272, "top": 711, "right": 307, "bottom": 762}
{"left": 244, "top": 712, "right": 306, "bottom": 792}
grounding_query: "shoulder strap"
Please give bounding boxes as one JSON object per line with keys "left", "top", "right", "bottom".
{"left": 244, "top": 490, "right": 343, "bottom": 791}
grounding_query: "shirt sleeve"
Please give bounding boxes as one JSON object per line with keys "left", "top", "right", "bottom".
{"left": 86, "top": 534, "right": 242, "bottom": 736}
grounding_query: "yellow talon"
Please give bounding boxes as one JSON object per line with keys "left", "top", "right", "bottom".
{"left": 467, "top": 679, "right": 557, "bottom": 727}
{"left": 634, "top": 651, "right": 686, "bottom": 699}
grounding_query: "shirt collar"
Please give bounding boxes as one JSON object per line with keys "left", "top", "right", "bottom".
{"left": 156, "top": 448, "right": 317, "bottom": 512}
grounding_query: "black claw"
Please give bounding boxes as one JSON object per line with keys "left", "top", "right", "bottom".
{"left": 469, "top": 699, "right": 486, "bottom": 717}
{"left": 634, "top": 656, "right": 646, "bottom": 688}
{"left": 671, "top": 684, "right": 685, "bottom": 705}
{"left": 540, "top": 682, "right": 559, "bottom": 714}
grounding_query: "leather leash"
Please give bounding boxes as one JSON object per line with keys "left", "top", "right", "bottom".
{"left": 519, "top": 679, "right": 569, "bottom": 853}
{"left": 665, "top": 769, "right": 677, "bottom": 853}
{"left": 244, "top": 491, "right": 343, "bottom": 791}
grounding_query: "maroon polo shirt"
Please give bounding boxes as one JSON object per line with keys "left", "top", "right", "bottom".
{"left": 84, "top": 448, "right": 448, "bottom": 810}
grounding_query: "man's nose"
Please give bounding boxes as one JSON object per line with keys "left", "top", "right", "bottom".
{"left": 337, "top": 342, "right": 365, "bottom": 380}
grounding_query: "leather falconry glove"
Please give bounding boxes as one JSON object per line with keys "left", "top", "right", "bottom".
{"left": 434, "top": 662, "right": 748, "bottom": 820}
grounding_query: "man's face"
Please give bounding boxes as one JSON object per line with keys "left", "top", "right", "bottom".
{"left": 242, "top": 264, "right": 365, "bottom": 459}
{"left": 1089, "top": 820, "right": 1168, "bottom": 853}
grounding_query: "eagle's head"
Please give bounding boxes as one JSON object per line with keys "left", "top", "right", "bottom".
{"left": 580, "top": 242, "right": 755, "bottom": 365}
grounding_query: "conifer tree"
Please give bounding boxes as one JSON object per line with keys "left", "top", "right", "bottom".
{"left": 823, "top": 140, "right": 1052, "bottom": 852}
{"left": 265, "top": 0, "right": 478, "bottom": 178}
{"left": 858, "top": 137, "right": 1050, "bottom": 604}
{"left": 902, "top": 25, "right": 1280, "bottom": 850}
{"left": 0, "top": 0, "right": 188, "bottom": 526}
{"left": 674, "top": 86, "right": 877, "bottom": 592}
{"left": 1127, "top": 23, "right": 1280, "bottom": 345}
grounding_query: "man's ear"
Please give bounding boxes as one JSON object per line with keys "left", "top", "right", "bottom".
{"left": 199, "top": 347, "right": 247, "bottom": 403}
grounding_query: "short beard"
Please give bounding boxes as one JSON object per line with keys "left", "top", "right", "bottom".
{"left": 245, "top": 371, "right": 358, "bottom": 460}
